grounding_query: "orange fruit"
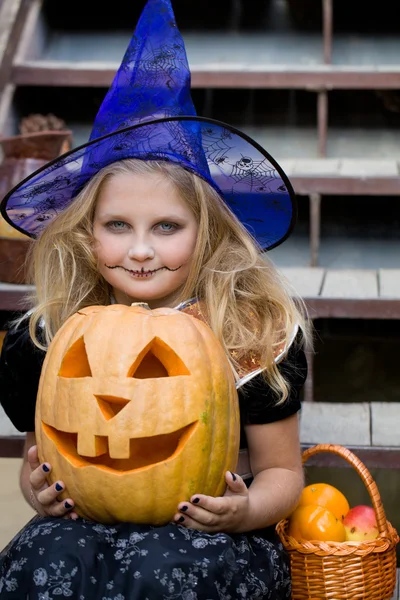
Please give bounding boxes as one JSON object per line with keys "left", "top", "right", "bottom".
{"left": 288, "top": 504, "right": 346, "bottom": 542}
{"left": 297, "top": 483, "right": 350, "bottom": 521}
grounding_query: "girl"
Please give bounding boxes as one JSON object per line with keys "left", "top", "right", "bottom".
{"left": 0, "top": 1, "right": 310, "bottom": 597}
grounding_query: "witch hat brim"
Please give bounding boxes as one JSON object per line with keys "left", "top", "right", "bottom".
{"left": 0, "top": 0, "right": 296, "bottom": 251}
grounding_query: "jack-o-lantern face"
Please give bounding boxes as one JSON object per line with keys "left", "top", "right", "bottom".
{"left": 36, "top": 304, "right": 240, "bottom": 525}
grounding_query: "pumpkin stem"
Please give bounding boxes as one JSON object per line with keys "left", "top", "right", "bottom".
{"left": 130, "top": 302, "right": 150, "bottom": 309}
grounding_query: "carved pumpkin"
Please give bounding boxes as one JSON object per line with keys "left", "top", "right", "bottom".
{"left": 36, "top": 304, "right": 240, "bottom": 525}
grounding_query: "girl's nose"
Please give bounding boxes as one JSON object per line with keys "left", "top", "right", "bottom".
{"left": 127, "top": 241, "right": 155, "bottom": 261}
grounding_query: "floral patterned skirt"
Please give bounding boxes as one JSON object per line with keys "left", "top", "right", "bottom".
{"left": 0, "top": 516, "right": 291, "bottom": 599}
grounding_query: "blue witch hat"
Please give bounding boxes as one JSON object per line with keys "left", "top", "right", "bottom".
{"left": 1, "top": 0, "right": 296, "bottom": 251}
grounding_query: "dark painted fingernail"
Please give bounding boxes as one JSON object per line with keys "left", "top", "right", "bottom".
{"left": 42, "top": 464, "right": 50, "bottom": 472}
{"left": 180, "top": 505, "right": 188, "bottom": 512}
{"left": 230, "top": 471, "right": 237, "bottom": 481}
{"left": 64, "top": 501, "right": 72, "bottom": 509}
{"left": 55, "top": 483, "right": 63, "bottom": 492}
{"left": 177, "top": 516, "right": 185, "bottom": 523}
{"left": 192, "top": 497, "right": 200, "bottom": 504}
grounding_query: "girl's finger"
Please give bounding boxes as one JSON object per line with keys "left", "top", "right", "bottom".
{"left": 174, "top": 512, "right": 215, "bottom": 533}
{"left": 27, "top": 445, "right": 40, "bottom": 470}
{"left": 187, "top": 495, "right": 226, "bottom": 515}
{"left": 36, "top": 481, "right": 66, "bottom": 506}
{"left": 29, "top": 463, "right": 52, "bottom": 491}
{"left": 224, "top": 471, "right": 248, "bottom": 495}
{"left": 177, "top": 500, "right": 223, "bottom": 526}
{"left": 48, "top": 498, "right": 76, "bottom": 518}
{"left": 65, "top": 510, "right": 79, "bottom": 521}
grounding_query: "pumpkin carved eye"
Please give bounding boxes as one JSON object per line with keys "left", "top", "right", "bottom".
{"left": 58, "top": 336, "right": 92, "bottom": 378}
{"left": 128, "top": 336, "right": 190, "bottom": 379}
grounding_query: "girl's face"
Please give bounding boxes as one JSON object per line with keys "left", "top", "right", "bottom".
{"left": 93, "top": 171, "right": 198, "bottom": 308}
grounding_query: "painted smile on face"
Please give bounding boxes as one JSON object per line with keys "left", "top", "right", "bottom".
{"left": 93, "top": 170, "right": 199, "bottom": 308}
{"left": 105, "top": 264, "right": 183, "bottom": 278}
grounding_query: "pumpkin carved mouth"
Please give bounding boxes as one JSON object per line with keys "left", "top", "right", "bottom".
{"left": 41, "top": 421, "right": 198, "bottom": 473}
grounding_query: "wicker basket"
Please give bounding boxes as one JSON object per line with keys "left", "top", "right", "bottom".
{"left": 276, "top": 444, "right": 399, "bottom": 600}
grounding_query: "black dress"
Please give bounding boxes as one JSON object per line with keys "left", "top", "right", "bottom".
{"left": 0, "top": 319, "right": 307, "bottom": 600}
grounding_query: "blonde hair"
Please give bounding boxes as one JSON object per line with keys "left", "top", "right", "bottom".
{"left": 25, "top": 158, "right": 312, "bottom": 402}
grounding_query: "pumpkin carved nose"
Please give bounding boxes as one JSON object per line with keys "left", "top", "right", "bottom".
{"left": 95, "top": 395, "right": 130, "bottom": 420}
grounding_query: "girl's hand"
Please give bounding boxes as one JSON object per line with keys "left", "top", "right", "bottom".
{"left": 28, "top": 445, "right": 78, "bottom": 519}
{"left": 174, "top": 471, "right": 250, "bottom": 533}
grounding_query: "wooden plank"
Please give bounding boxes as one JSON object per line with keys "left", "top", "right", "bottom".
{"left": 299, "top": 402, "right": 371, "bottom": 446}
{"left": 0, "top": 282, "right": 34, "bottom": 311}
{"left": 379, "top": 269, "right": 400, "bottom": 299}
{"left": 0, "top": 436, "right": 24, "bottom": 458}
{"left": 309, "top": 194, "right": 321, "bottom": 267}
{"left": 321, "top": 269, "right": 378, "bottom": 299}
{"left": 279, "top": 267, "right": 325, "bottom": 298}
{"left": 0, "top": 81, "right": 15, "bottom": 134}
{"left": 12, "top": 0, "right": 42, "bottom": 64}
{"left": 0, "top": 282, "right": 33, "bottom": 293}
{"left": 283, "top": 158, "right": 341, "bottom": 177}
{"left": 303, "top": 348, "right": 314, "bottom": 403}
{"left": 2, "top": 278, "right": 400, "bottom": 321}
{"left": 322, "top": 0, "right": 333, "bottom": 64}
{"left": 16, "top": 31, "right": 326, "bottom": 67}
{"left": 10, "top": 62, "right": 400, "bottom": 89}
{"left": 1, "top": 274, "right": 400, "bottom": 323}
{"left": 339, "top": 159, "right": 399, "bottom": 177}
{"left": 301, "top": 447, "right": 400, "bottom": 470}
{"left": 237, "top": 445, "right": 400, "bottom": 476}
{"left": 0, "top": 0, "right": 31, "bottom": 94}
{"left": 290, "top": 175, "right": 400, "bottom": 196}
{"left": 285, "top": 158, "right": 400, "bottom": 178}
{"left": 11, "top": 27, "right": 400, "bottom": 73}
{"left": 304, "top": 297, "right": 400, "bottom": 320}
{"left": 317, "top": 91, "right": 328, "bottom": 157}
{"left": 371, "top": 403, "right": 400, "bottom": 447}
{"left": 282, "top": 159, "right": 400, "bottom": 196}
{"left": 0, "top": 0, "right": 21, "bottom": 61}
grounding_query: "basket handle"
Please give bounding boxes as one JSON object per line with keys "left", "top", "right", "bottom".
{"left": 302, "top": 444, "right": 389, "bottom": 537}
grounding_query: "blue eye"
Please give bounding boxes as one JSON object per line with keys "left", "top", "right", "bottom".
{"left": 158, "top": 222, "right": 177, "bottom": 233}
{"left": 107, "top": 220, "right": 127, "bottom": 230}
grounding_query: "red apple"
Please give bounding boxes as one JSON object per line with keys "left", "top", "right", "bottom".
{"left": 343, "top": 505, "right": 379, "bottom": 541}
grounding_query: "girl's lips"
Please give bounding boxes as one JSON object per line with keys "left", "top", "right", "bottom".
{"left": 127, "top": 266, "right": 165, "bottom": 278}
{"left": 128, "top": 270, "right": 156, "bottom": 278}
